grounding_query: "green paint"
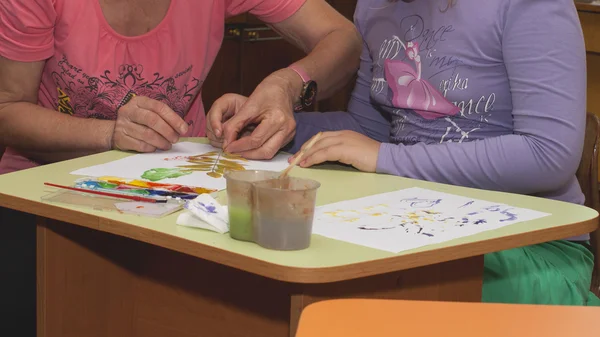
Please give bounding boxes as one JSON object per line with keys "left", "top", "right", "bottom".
{"left": 228, "top": 205, "right": 253, "bottom": 242}
{"left": 141, "top": 168, "right": 192, "bottom": 181}
{"left": 98, "top": 181, "right": 118, "bottom": 189}
{"left": 126, "top": 189, "right": 151, "bottom": 195}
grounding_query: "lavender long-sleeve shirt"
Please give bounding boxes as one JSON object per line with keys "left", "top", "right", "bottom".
{"left": 288, "top": 0, "right": 588, "bottom": 240}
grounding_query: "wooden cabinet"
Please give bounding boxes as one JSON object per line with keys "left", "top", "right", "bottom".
{"left": 202, "top": 24, "right": 308, "bottom": 112}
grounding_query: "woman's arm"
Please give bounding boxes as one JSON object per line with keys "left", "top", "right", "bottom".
{"left": 377, "top": 0, "right": 586, "bottom": 194}
{"left": 211, "top": 0, "right": 363, "bottom": 159}
{"left": 268, "top": 0, "right": 362, "bottom": 101}
{"left": 0, "top": 1, "right": 190, "bottom": 164}
{"left": 0, "top": 1, "right": 113, "bottom": 161}
{"left": 0, "top": 57, "right": 114, "bottom": 163}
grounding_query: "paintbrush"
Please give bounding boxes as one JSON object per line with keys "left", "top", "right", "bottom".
{"left": 44, "top": 182, "right": 164, "bottom": 203}
{"left": 279, "top": 132, "right": 322, "bottom": 180}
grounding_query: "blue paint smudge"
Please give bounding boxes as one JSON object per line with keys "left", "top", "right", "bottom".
{"left": 400, "top": 198, "right": 442, "bottom": 208}
{"left": 499, "top": 209, "right": 517, "bottom": 222}
{"left": 199, "top": 202, "right": 217, "bottom": 214}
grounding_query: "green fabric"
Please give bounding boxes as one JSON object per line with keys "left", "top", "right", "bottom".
{"left": 482, "top": 240, "right": 600, "bottom": 306}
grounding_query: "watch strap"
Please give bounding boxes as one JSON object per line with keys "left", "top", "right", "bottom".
{"left": 288, "top": 64, "right": 310, "bottom": 83}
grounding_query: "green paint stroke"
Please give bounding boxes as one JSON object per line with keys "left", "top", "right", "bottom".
{"left": 141, "top": 168, "right": 192, "bottom": 181}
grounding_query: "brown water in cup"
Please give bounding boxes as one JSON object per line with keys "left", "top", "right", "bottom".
{"left": 251, "top": 177, "right": 321, "bottom": 251}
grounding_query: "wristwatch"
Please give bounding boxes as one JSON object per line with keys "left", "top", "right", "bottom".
{"left": 288, "top": 64, "right": 317, "bottom": 112}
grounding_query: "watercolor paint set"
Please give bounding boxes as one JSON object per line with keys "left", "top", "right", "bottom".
{"left": 41, "top": 176, "right": 217, "bottom": 218}
{"left": 41, "top": 187, "right": 183, "bottom": 217}
{"left": 72, "top": 176, "right": 216, "bottom": 202}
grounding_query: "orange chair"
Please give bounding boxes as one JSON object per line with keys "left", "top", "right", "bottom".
{"left": 295, "top": 299, "right": 600, "bottom": 337}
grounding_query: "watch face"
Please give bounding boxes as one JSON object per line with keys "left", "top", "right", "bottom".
{"left": 302, "top": 81, "right": 317, "bottom": 106}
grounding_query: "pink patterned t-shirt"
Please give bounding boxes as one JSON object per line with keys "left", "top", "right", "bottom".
{"left": 0, "top": 0, "right": 305, "bottom": 174}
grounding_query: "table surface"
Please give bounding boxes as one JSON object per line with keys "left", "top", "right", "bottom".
{"left": 0, "top": 138, "right": 597, "bottom": 283}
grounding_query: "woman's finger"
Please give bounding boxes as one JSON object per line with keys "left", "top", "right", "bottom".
{"left": 207, "top": 130, "right": 224, "bottom": 148}
{"left": 235, "top": 128, "right": 292, "bottom": 160}
{"left": 134, "top": 96, "right": 188, "bottom": 135}
{"left": 122, "top": 120, "right": 173, "bottom": 151}
{"left": 206, "top": 93, "right": 247, "bottom": 139}
{"left": 112, "top": 130, "right": 157, "bottom": 153}
{"left": 224, "top": 110, "right": 287, "bottom": 154}
{"left": 129, "top": 108, "right": 180, "bottom": 144}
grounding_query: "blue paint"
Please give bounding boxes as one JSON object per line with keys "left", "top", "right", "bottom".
{"left": 459, "top": 201, "right": 474, "bottom": 208}
{"left": 484, "top": 205, "right": 502, "bottom": 212}
{"left": 499, "top": 209, "right": 518, "bottom": 222}
{"left": 400, "top": 198, "right": 442, "bottom": 208}
{"left": 199, "top": 202, "right": 217, "bottom": 214}
{"left": 74, "top": 179, "right": 198, "bottom": 200}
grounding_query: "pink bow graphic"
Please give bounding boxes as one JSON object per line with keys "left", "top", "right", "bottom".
{"left": 384, "top": 41, "right": 459, "bottom": 120}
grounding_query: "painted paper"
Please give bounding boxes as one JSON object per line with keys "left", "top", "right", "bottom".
{"left": 313, "top": 187, "right": 550, "bottom": 253}
{"left": 71, "top": 142, "right": 291, "bottom": 190}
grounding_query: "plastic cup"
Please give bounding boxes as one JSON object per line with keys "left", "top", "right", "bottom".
{"left": 224, "top": 170, "right": 280, "bottom": 241}
{"left": 251, "top": 177, "right": 321, "bottom": 251}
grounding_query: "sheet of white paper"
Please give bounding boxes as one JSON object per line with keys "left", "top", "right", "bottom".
{"left": 70, "top": 142, "right": 291, "bottom": 190}
{"left": 313, "top": 187, "right": 550, "bottom": 253}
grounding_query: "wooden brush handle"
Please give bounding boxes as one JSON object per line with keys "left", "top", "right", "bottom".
{"left": 279, "top": 132, "right": 322, "bottom": 179}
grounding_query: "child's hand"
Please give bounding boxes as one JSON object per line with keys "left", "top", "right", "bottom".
{"left": 289, "top": 131, "right": 381, "bottom": 172}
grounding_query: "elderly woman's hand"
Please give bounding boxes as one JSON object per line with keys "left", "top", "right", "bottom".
{"left": 207, "top": 70, "right": 298, "bottom": 159}
{"left": 207, "top": 93, "right": 248, "bottom": 149}
{"left": 111, "top": 96, "right": 189, "bottom": 152}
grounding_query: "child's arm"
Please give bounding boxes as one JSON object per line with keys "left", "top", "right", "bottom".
{"left": 377, "top": 0, "right": 585, "bottom": 195}
{"left": 287, "top": 16, "right": 392, "bottom": 153}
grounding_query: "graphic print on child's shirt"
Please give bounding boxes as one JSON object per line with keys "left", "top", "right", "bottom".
{"left": 366, "top": 9, "right": 506, "bottom": 146}
{"left": 383, "top": 40, "right": 459, "bottom": 120}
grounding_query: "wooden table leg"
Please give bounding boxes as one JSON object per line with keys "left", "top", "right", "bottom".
{"left": 37, "top": 218, "right": 292, "bottom": 337}
{"left": 36, "top": 218, "right": 483, "bottom": 337}
{"left": 288, "top": 256, "right": 484, "bottom": 337}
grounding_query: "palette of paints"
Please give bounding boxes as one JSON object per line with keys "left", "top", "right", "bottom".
{"left": 74, "top": 176, "right": 215, "bottom": 201}
{"left": 41, "top": 176, "right": 217, "bottom": 218}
